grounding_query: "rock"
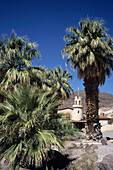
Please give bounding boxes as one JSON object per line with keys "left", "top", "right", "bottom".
{"left": 81, "top": 128, "right": 86, "bottom": 133}
{"left": 72, "top": 143, "right": 78, "bottom": 149}
{"left": 90, "top": 144, "right": 98, "bottom": 150}
{"left": 98, "top": 154, "right": 113, "bottom": 170}
{"left": 79, "top": 143, "right": 83, "bottom": 149}
{"left": 107, "top": 140, "right": 113, "bottom": 144}
{"left": 0, "top": 157, "right": 9, "bottom": 170}
{"left": 101, "top": 138, "right": 107, "bottom": 145}
{"left": 68, "top": 145, "right": 98, "bottom": 170}
{"left": 84, "top": 144, "right": 96, "bottom": 155}
{"left": 83, "top": 143, "right": 90, "bottom": 150}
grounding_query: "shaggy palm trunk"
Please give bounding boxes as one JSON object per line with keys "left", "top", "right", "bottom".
{"left": 0, "top": 94, "right": 4, "bottom": 103}
{"left": 84, "top": 77, "right": 102, "bottom": 140}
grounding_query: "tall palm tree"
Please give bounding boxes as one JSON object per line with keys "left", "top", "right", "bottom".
{"left": 0, "top": 30, "right": 40, "bottom": 90}
{"left": 0, "top": 86, "right": 63, "bottom": 169}
{"left": 45, "top": 66, "right": 73, "bottom": 101}
{"left": 62, "top": 18, "right": 113, "bottom": 140}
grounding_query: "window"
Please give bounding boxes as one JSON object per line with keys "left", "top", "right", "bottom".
{"left": 79, "top": 100, "right": 81, "bottom": 105}
{"left": 78, "top": 110, "right": 79, "bottom": 113}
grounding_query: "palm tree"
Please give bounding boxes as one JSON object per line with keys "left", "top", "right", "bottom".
{"left": 45, "top": 66, "right": 73, "bottom": 101}
{"left": 62, "top": 18, "right": 113, "bottom": 140}
{"left": 0, "top": 86, "right": 63, "bottom": 169}
{"left": 29, "top": 65, "right": 47, "bottom": 89}
{"left": 0, "top": 30, "right": 40, "bottom": 90}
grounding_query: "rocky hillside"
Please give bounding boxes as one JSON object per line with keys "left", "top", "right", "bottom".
{"left": 59, "top": 91, "right": 113, "bottom": 117}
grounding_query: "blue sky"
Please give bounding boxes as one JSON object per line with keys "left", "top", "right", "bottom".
{"left": 0, "top": 0, "right": 113, "bottom": 94}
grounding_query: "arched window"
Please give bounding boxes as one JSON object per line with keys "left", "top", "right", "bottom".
{"left": 78, "top": 110, "right": 79, "bottom": 113}
{"left": 75, "top": 101, "right": 77, "bottom": 105}
{"left": 79, "top": 100, "right": 81, "bottom": 105}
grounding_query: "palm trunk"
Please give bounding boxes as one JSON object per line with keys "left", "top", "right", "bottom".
{"left": 84, "top": 77, "right": 102, "bottom": 140}
{"left": 0, "top": 94, "right": 4, "bottom": 103}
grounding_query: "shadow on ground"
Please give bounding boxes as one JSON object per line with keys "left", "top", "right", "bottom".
{"left": 36, "top": 150, "right": 74, "bottom": 170}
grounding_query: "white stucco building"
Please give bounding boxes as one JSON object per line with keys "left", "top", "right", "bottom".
{"left": 58, "top": 95, "right": 111, "bottom": 128}
{"left": 99, "top": 112, "right": 111, "bottom": 126}
{"left": 58, "top": 95, "right": 84, "bottom": 121}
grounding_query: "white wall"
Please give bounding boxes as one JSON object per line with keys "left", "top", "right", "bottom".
{"left": 99, "top": 120, "right": 109, "bottom": 126}
{"left": 71, "top": 108, "right": 83, "bottom": 121}
{"left": 58, "top": 109, "right": 73, "bottom": 119}
{"left": 58, "top": 109, "right": 73, "bottom": 114}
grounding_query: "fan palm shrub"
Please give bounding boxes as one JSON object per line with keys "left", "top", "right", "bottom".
{"left": 62, "top": 18, "right": 113, "bottom": 140}
{"left": 28, "top": 66, "right": 76, "bottom": 138}
{"left": 0, "top": 86, "right": 63, "bottom": 169}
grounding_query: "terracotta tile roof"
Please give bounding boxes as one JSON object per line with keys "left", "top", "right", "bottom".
{"left": 58, "top": 109, "right": 111, "bottom": 121}
{"left": 71, "top": 116, "right": 111, "bottom": 123}
{"left": 58, "top": 107, "right": 73, "bottom": 110}
{"left": 71, "top": 120, "right": 86, "bottom": 123}
{"left": 99, "top": 116, "right": 111, "bottom": 120}
{"left": 83, "top": 112, "right": 111, "bottom": 120}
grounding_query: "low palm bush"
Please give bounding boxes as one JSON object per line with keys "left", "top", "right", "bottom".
{"left": 0, "top": 86, "right": 63, "bottom": 169}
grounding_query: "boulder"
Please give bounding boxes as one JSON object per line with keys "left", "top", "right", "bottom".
{"left": 101, "top": 138, "right": 107, "bottom": 145}
{"left": 72, "top": 143, "right": 78, "bottom": 149}
{"left": 90, "top": 144, "right": 98, "bottom": 150}
{"left": 98, "top": 154, "right": 113, "bottom": 170}
{"left": 79, "top": 143, "right": 83, "bottom": 149}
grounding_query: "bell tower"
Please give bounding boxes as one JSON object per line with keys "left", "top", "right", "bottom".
{"left": 72, "top": 90, "right": 83, "bottom": 120}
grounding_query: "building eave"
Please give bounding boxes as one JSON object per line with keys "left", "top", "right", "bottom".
{"left": 71, "top": 120, "right": 86, "bottom": 123}
{"left": 58, "top": 107, "right": 73, "bottom": 111}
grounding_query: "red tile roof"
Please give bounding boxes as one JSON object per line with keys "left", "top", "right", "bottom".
{"left": 58, "top": 107, "right": 73, "bottom": 110}
{"left": 71, "top": 116, "right": 111, "bottom": 123}
{"left": 58, "top": 109, "right": 111, "bottom": 121}
{"left": 71, "top": 120, "right": 86, "bottom": 123}
{"left": 82, "top": 112, "right": 111, "bottom": 119}
{"left": 99, "top": 116, "right": 111, "bottom": 120}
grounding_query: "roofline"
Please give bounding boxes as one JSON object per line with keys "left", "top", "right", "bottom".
{"left": 58, "top": 107, "right": 73, "bottom": 110}
{"left": 71, "top": 117, "right": 111, "bottom": 123}
{"left": 99, "top": 117, "right": 111, "bottom": 120}
{"left": 71, "top": 120, "right": 86, "bottom": 123}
